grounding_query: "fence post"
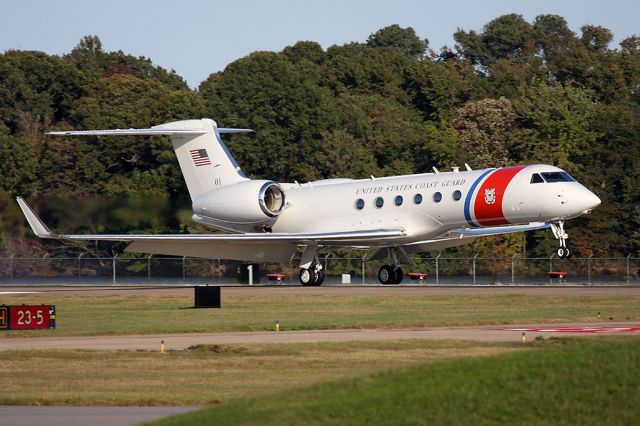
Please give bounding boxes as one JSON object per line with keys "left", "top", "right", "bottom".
{"left": 9, "top": 255, "right": 14, "bottom": 284}
{"left": 435, "top": 254, "right": 441, "bottom": 285}
{"left": 10, "top": 254, "right": 14, "bottom": 283}
{"left": 182, "top": 256, "right": 186, "bottom": 281}
{"left": 290, "top": 256, "right": 294, "bottom": 285}
{"left": 324, "top": 254, "right": 329, "bottom": 278}
{"left": 147, "top": 254, "right": 153, "bottom": 282}
{"left": 549, "top": 254, "right": 554, "bottom": 284}
{"left": 42, "top": 254, "right": 49, "bottom": 279}
{"left": 511, "top": 254, "right": 516, "bottom": 285}
{"left": 361, "top": 255, "right": 366, "bottom": 284}
{"left": 112, "top": 253, "right": 118, "bottom": 284}
{"left": 77, "top": 253, "right": 84, "bottom": 281}
{"left": 472, "top": 254, "right": 478, "bottom": 285}
{"left": 587, "top": 254, "right": 593, "bottom": 285}
{"left": 626, "top": 254, "right": 631, "bottom": 284}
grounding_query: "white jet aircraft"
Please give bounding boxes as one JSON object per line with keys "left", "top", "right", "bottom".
{"left": 17, "top": 118, "right": 601, "bottom": 285}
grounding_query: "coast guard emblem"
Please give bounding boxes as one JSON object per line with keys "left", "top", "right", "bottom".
{"left": 484, "top": 188, "right": 496, "bottom": 205}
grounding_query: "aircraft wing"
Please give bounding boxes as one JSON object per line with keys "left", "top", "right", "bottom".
{"left": 447, "top": 222, "right": 550, "bottom": 236}
{"left": 16, "top": 197, "right": 405, "bottom": 244}
{"left": 402, "top": 222, "right": 549, "bottom": 254}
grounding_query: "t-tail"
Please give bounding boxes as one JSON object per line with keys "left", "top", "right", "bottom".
{"left": 48, "top": 118, "right": 253, "bottom": 200}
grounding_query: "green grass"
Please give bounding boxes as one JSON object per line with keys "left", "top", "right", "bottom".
{"left": 0, "top": 293, "right": 638, "bottom": 336}
{"left": 0, "top": 340, "right": 518, "bottom": 406}
{"left": 149, "top": 336, "right": 640, "bottom": 425}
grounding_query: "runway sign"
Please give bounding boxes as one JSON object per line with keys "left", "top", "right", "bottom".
{"left": 0, "top": 305, "right": 56, "bottom": 330}
{"left": 506, "top": 326, "right": 640, "bottom": 333}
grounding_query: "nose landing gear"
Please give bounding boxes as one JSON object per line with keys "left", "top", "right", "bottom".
{"left": 550, "top": 220, "right": 571, "bottom": 259}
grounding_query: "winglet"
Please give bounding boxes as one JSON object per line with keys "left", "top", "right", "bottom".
{"left": 15, "top": 197, "right": 59, "bottom": 239}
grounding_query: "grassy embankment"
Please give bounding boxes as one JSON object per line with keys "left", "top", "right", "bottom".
{"left": 0, "top": 293, "right": 638, "bottom": 337}
{"left": 150, "top": 337, "right": 640, "bottom": 425}
{"left": 0, "top": 340, "right": 521, "bottom": 406}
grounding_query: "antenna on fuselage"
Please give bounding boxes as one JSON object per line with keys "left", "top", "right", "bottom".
{"left": 432, "top": 167, "right": 440, "bottom": 174}
{"left": 452, "top": 166, "right": 460, "bottom": 173}
{"left": 464, "top": 163, "right": 472, "bottom": 171}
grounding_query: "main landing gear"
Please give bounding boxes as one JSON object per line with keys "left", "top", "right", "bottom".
{"left": 550, "top": 220, "right": 571, "bottom": 259}
{"left": 378, "top": 247, "right": 404, "bottom": 285}
{"left": 298, "top": 245, "right": 325, "bottom": 286}
{"left": 299, "top": 263, "right": 325, "bottom": 286}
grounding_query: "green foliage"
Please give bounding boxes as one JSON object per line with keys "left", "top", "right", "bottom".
{"left": 66, "top": 35, "right": 188, "bottom": 90}
{"left": 511, "top": 82, "right": 597, "bottom": 170}
{"left": 452, "top": 97, "right": 516, "bottom": 167}
{"left": 367, "top": 24, "right": 428, "bottom": 59}
{"left": 455, "top": 14, "right": 536, "bottom": 67}
{"left": 0, "top": 124, "right": 37, "bottom": 192}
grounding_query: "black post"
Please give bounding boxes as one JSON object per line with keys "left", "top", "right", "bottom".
{"left": 194, "top": 286, "right": 221, "bottom": 308}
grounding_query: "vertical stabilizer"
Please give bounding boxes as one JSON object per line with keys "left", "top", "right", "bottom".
{"left": 153, "top": 119, "right": 249, "bottom": 200}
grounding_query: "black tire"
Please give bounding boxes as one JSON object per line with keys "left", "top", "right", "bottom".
{"left": 299, "top": 268, "right": 317, "bottom": 286}
{"left": 314, "top": 269, "right": 325, "bottom": 286}
{"left": 378, "top": 265, "right": 396, "bottom": 285}
{"left": 392, "top": 267, "right": 403, "bottom": 284}
{"left": 557, "top": 247, "right": 571, "bottom": 259}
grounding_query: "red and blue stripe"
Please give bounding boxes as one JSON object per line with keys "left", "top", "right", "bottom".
{"left": 464, "top": 166, "right": 525, "bottom": 227}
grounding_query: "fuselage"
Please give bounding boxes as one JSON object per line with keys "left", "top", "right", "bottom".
{"left": 256, "top": 164, "right": 600, "bottom": 245}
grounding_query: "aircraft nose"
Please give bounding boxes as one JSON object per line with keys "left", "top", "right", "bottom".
{"left": 578, "top": 188, "right": 601, "bottom": 214}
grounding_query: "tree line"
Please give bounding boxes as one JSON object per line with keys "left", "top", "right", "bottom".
{"left": 1, "top": 14, "right": 639, "bottom": 258}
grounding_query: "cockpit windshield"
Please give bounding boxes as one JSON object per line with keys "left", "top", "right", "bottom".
{"left": 530, "top": 173, "right": 545, "bottom": 183}
{"left": 540, "top": 172, "right": 575, "bottom": 183}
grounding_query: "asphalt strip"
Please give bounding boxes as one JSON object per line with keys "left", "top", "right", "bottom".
{"left": 0, "top": 406, "right": 197, "bottom": 426}
{"left": 1, "top": 322, "right": 639, "bottom": 351}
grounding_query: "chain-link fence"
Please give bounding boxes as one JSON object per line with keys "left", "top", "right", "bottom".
{"left": 0, "top": 255, "right": 638, "bottom": 285}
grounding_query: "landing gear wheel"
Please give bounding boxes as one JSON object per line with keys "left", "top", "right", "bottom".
{"left": 557, "top": 247, "right": 571, "bottom": 259}
{"left": 299, "top": 268, "right": 317, "bottom": 286}
{"left": 299, "top": 265, "right": 324, "bottom": 286}
{"left": 392, "top": 267, "right": 403, "bottom": 284}
{"left": 378, "top": 265, "right": 397, "bottom": 285}
{"left": 314, "top": 268, "right": 325, "bottom": 286}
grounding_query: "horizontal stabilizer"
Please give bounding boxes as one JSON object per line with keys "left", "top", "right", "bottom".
{"left": 47, "top": 128, "right": 253, "bottom": 137}
{"left": 47, "top": 129, "right": 207, "bottom": 136}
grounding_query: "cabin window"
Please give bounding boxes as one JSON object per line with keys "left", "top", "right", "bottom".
{"left": 433, "top": 192, "right": 442, "bottom": 203}
{"left": 414, "top": 194, "right": 423, "bottom": 204}
{"left": 453, "top": 190, "right": 462, "bottom": 201}
{"left": 355, "top": 199, "right": 365, "bottom": 210}
{"left": 394, "top": 195, "right": 403, "bottom": 206}
{"left": 375, "top": 197, "right": 384, "bottom": 208}
{"left": 530, "top": 173, "right": 545, "bottom": 184}
{"left": 541, "top": 171, "right": 575, "bottom": 183}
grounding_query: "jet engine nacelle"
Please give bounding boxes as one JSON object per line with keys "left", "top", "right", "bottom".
{"left": 192, "top": 180, "right": 286, "bottom": 224}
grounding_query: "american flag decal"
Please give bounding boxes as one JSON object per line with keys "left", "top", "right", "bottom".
{"left": 190, "top": 148, "right": 211, "bottom": 166}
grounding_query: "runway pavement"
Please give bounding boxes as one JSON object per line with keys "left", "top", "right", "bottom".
{"left": 1, "top": 322, "right": 639, "bottom": 351}
{"left": 0, "top": 406, "right": 196, "bottom": 426}
{"left": 2, "top": 284, "right": 640, "bottom": 297}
